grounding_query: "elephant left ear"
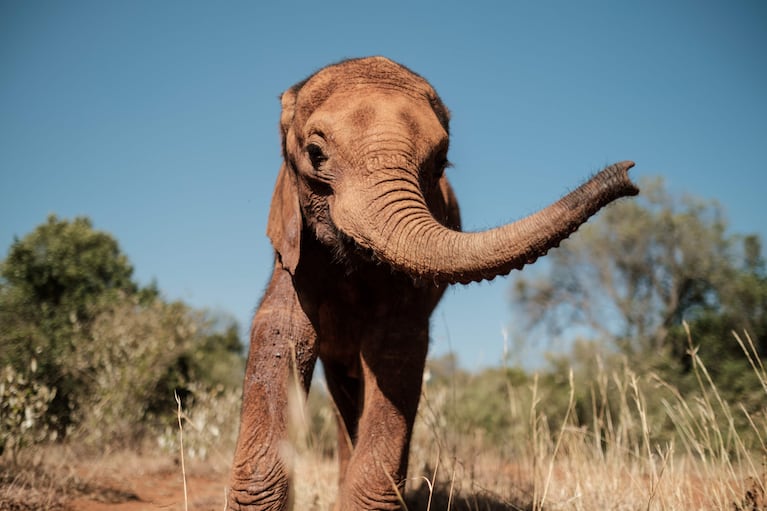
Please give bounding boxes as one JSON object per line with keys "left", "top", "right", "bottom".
{"left": 267, "top": 163, "right": 302, "bottom": 275}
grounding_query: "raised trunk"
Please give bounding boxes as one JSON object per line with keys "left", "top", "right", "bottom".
{"left": 331, "top": 161, "right": 638, "bottom": 285}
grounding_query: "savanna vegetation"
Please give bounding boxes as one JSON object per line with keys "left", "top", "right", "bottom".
{"left": 2, "top": 178, "right": 766, "bottom": 510}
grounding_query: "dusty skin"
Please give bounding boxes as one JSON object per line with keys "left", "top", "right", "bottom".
{"left": 228, "top": 56, "right": 638, "bottom": 510}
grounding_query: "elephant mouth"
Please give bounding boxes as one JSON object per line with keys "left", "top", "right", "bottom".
{"left": 328, "top": 227, "right": 401, "bottom": 277}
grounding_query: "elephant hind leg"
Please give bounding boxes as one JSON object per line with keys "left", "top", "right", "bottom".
{"left": 334, "top": 330, "right": 428, "bottom": 510}
{"left": 323, "top": 360, "right": 361, "bottom": 485}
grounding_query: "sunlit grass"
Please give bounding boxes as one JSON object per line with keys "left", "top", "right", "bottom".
{"left": 401, "top": 326, "right": 766, "bottom": 510}
{"left": 2, "top": 328, "right": 765, "bottom": 510}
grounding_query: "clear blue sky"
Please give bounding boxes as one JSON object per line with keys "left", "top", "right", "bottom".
{"left": 2, "top": 1, "right": 765, "bottom": 369}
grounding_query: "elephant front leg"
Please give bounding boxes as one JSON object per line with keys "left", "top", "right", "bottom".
{"left": 228, "top": 267, "right": 317, "bottom": 511}
{"left": 335, "top": 330, "right": 428, "bottom": 510}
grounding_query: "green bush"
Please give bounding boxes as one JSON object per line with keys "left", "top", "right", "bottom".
{"left": 66, "top": 296, "right": 195, "bottom": 447}
{"left": 0, "top": 360, "right": 56, "bottom": 462}
{"left": 0, "top": 215, "right": 245, "bottom": 450}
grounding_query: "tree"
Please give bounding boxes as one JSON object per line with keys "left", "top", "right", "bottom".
{"left": 509, "top": 178, "right": 767, "bottom": 442}
{"left": 0, "top": 215, "right": 149, "bottom": 433}
{"left": 0, "top": 215, "right": 158, "bottom": 357}
{"left": 664, "top": 233, "right": 767, "bottom": 400}
{"left": 0, "top": 215, "right": 243, "bottom": 444}
{"left": 510, "top": 177, "right": 764, "bottom": 367}
{"left": 1, "top": 215, "right": 140, "bottom": 313}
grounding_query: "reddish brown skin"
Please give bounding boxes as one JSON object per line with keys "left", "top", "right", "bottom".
{"left": 228, "top": 57, "right": 638, "bottom": 510}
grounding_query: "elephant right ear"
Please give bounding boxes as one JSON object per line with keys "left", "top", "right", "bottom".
{"left": 267, "top": 163, "right": 301, "bottom": 275}
{"left": 267, "top": 87, "right": 302, "bottom": 275}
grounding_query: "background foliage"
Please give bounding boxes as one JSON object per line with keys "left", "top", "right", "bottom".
{"left": 0, "top": 215, "right": 244, "bottom": 457}
{"left": 505, "top": 177, "right": 767, "bottom": 444}
{"left": 1, "top": 179, "right": 765, "bottom": 469}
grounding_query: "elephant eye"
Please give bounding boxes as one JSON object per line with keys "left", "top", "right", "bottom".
{"left": 307, "top": 143, "right": 327, "bottom": 169}
{"left": 435, "top": 156, "right": 450, "bottom": 178}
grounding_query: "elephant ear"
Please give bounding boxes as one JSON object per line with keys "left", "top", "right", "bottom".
{"left": 267, "top": 88, "right": 302, "bottom": 275}
{"left": 267, "top": 163, "right": 302, "bottom": 275}
{"left": 279, "top": 86, "right": 299, "bottom": 158}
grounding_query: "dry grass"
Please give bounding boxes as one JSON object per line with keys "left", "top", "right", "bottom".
{"left": 397, "top": 328, "right": 767, "bottom": 510}
{"left": 0, "top": 450, "right": 73, "bottom": 511}
{"left": 261, "top": 329, "right": 765, "bottom": 510}
{"left": 3, "top": 329, "right": 766, "bottom": 510}
{"left": 0, "top": 445, "right": 160, "bottom": 511}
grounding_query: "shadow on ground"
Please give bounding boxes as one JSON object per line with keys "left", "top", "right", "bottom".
{"left": 405, "top": 485, "right": 533, "bottom": 511}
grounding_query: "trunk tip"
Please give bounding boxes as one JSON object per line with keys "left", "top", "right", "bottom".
{"left": 619, "top": 160, "right": 635, "bottom": 171}
{"left": 606, "top": 160, "right": 639, "bottom": 196}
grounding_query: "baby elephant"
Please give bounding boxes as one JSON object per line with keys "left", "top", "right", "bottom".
{"left": 228, "top": 56, "right": 638, "bottom": 510}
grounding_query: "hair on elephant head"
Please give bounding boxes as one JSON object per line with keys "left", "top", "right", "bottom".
{"left": 229, "top": 56, "right": 638, "bottom": 510}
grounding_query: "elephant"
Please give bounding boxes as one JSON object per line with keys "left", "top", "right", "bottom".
{"left": 228, "top": 56, "right": 638, "bottom": 510}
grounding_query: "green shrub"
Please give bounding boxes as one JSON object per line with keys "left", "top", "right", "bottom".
{"left": 0, "top": 360, "right": 56, "bottom": 462}
{"left": 65, "top": 296, "right": 195, "bottom": 447}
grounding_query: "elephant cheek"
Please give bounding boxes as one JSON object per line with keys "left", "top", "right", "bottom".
{"left": 302, "top": 193, "right": 342, "bottom": 249}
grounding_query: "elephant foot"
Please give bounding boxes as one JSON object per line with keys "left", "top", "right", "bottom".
{"left": 333, "top": 475, "right": 407, "bottom": 511}
{"left": 227, "top": 474, "right": 289, "bottom": 511}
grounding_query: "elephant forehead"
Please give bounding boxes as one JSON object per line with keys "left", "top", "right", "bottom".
{"left": 307, "top": 92, "right": 445, "bottom": 143}
{"left": 299, "top": 57, "right": 434, "bottom": 101}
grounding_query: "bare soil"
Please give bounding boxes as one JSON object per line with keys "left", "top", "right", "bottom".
{"left": 5, "top": 450, "right": 522, "bottom": 511}
{"left": 0, "top": 449, "right": 231, "bottom": 511}
{"left": 68, "top": 467, "right": 227, "bottom": 511}
{"left": 5, "top": 449, "right": 756, "bottom": 510}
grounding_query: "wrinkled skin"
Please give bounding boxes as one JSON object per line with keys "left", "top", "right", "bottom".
{"left": 228, "top": 57, "right": 639, "bottom": 510}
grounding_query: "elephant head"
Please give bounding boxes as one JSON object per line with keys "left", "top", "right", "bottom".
{"left": 268, "top": 56, "right": 638, "bottom": 285}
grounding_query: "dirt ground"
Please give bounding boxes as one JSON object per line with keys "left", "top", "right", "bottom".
{"left": 10, "top": 448, "right": 752, "bottom": 510}
{"left": 56, "top": 451, "right": 338, "bottom": 511}
{"left": 68, "top": 468, "right": 228, "bottom": 511}
{"left": 59, "top": 452, "right": 513, "bottom": 511}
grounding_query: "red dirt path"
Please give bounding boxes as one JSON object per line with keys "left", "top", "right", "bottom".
{"left": 70, "top": 470, "right": 227, "bottom": 511}
{"left": 64, "top": 454, "right": 230, "bottom": 511}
